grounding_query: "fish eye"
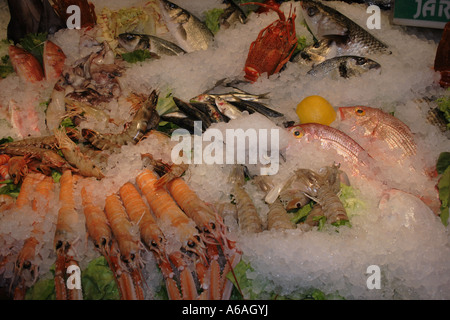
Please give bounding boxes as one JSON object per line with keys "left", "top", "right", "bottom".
{"left": 293, "top": 129, "right": 304, "bottom": 138}
{"left": 355, "top": 57, "right": 367, "bottom": 65}
{"left": 187, "top": 239, "right": 196, "bottom": 248}
{"left": 355, "top": 108, "right": 365, "bottom": 116}
{"left": 313, "top": 42, "right": 321, "bottom": 48}
{"left": 307, "top": 7, "right": 318, "bottom": 17}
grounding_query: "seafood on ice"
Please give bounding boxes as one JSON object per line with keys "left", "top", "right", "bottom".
{"left": 0, "top": 0, "right": 449, "bottom": 301}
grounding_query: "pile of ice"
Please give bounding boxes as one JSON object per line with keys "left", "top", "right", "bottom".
{"left": 0, "top": 0, "right": 449, "bottom": 300}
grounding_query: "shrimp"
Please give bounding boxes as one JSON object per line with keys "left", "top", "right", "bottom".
{"left": 294, "top": 164, "right": 349, "bottom": 225}
{"left": 229, "top": 165, "right": 263, "bottom": 233}
{"left": 166, "top": 177, "right": 242, "bottom": 299}
{"left": 104, "top": 193, "right": 145, "bottom": 300}
{"left": 166, "top": 177, "right": 228, "bottom": 247}
{"left": 81, "top": 185, "right": 141, "bottom": 300}
{"left": 141, "top": 153, "right": 189, "bottom": 188}
{"left": 53, "top": 170, "right": 83, "bottom": 300}
{"left": 0, "top": 154, "right": 11, "bottom": 165}
{"left": 0, "top": 164, "right": 10, "bottom": 180}
{"left": 81, "top": 90, "right": 160, "bottom": 150}
{"left": 1, "top": 135, "right": 58, "bottom": 150}
{"left": 8, "top": 156, "right": 29, "bottom": 185}
{"left": 80, "top": 186, "right": 112, "bottom": 256}
{"left": 118, "top": 182, "right": 166, "bottom": 258}
{"left": 13, "top": 174, "right": 54, "bottom": 299}
{"left": 15, "top": 172, "right": 45, "bottom": 209}
{"left": 267, "top": 199, "right": 296, "bottom": 231}
{"left": 135, "top": 169, "right": 205, "bottom": 260}
{"left": 54, "top": 128, "right": 105, "bottom": 179}
{"left": 2, "top": 145, "right": 74, "bottom": 176}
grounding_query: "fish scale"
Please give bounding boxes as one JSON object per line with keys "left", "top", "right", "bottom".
{"left": 300, "top": 0, "right": 391, "bottom": 56}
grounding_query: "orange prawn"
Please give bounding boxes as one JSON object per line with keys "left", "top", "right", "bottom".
{"left": 53, "top": 170, "right": 83, "bottom": 300}
{"left": 0, "top": 163, "right": 9, "bottom": 180}
{"left": 104, "top": 193, "right": 145, "bottom": 300}
{"left": 135, "top": 169, "right": 205, "bottom": 261}
{"left": 13, "top": 174, "right": 54, "bottom": 299}
{"left": 166, "top": 177, "right": 232, "bottom": 249}
{"left": 0, "top": 154, "right": 11, "bottom": 165}
{"left": 81, "top": 186, "right": 112, "bottom": 257}
{"left": 118, "top": 182, "right": 166, "bottom": 258}
{"left": 81, "top": 185, "right": 141, "bottom": 300}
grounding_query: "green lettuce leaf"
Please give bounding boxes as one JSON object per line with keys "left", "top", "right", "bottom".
{"left": 226, "top": 259, "right": 344, "bottom": 300}
{"left": 82, "top": 256, "right": 120, "bottom": 300}
{"left": 121, "top": 50, "right": 154, "bottom": 63}
{"left": 204, "top": 8, "right": 225, "bottom": 35}
{"left": 26, "top": 256, "right": 120, "bottom": 300}
{"left": 438, "top": 166, "right": 450, "bottom": 226}
{"left": 19, "top": 33, "right": 47, "bottom": 66}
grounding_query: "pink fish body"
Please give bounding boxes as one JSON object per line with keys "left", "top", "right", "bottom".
{"left": 288, "top": 123, "right": 373, "bottom": 168}
{"left": 43, "top": 40, "right": 66, "bottom": 81}
{"left": 339, "top": 106, "right": 417, "bottom": 157}
{"left": 8, "top": 45, "right": 44, "bottom": 83}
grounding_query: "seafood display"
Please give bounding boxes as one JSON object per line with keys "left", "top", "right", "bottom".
{"left": 0, "top": 0, "right": 449, "bottom": 302}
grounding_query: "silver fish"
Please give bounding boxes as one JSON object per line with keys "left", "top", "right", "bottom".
{"left": 300, "top": 0, "right": 390, "bottom": 56}
{"left": 118, "top": 33, "right": 186, "bottom": 57}
{"left": 159, "top": 0, "right": 214, "bottom": 52}
{"left": 220, "top": 0, "right": 247, "bottom": 29}
{"left": 307, "top": 55, "right": 381, "bottom": 78}
{"left": 292, "top": 39, "right": 339, "bottom": 65}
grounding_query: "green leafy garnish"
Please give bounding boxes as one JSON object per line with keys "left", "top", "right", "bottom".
{"left": 436, "top": 152, "right": 450, "bottom": 226}
{"left": 437, "top": 152, "right": 450, "bottom": 175}
{"left": 82, "top": 256, "right": 120, "bottom": 300}
{"left": 293, "top": 36, "right": 308, "bottom": 56}
{"left": 0, "top": 136, "right": 13, "bottom": 145}
{"left": 313, "top": 215, "right": 327, "bottom": 230}
{"left": 51, "top": 170, "right": 62, "bottom": 183}
{"left": 121, "top": 49, "right": 153, "bottom": 63}
{"left": 290, "top": 202, "right": 313, "bottom": 224}
{"left": 204, "top": 8, "right": 225, "bottom": 34}
{"left": 226, "top": 259, "right": 344, "bottom": 300}
{"left": 26, "top": 256, "right": 120, "bottom": 300}
{"left": 156, "top": 92, "right": 178, "bottom": 116}
{"left": 0, "top": 180, "right": 20, "bottom": 198}
{"left": 59, "top": 117, "right": 75, "bottom": 128}
{"left": 19, "top": 33, "right": 48, "bottom": 66}
{"left": 436, "top": 94, "right": 450, "bottom": 129}
{"left": 0, "top": 55, "right": 14, "bottom": 78}
{"left": 339, "top": 183, "right": 365, "bottom": 216}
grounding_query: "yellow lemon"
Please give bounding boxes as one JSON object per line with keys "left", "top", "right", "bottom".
{"left": 295, "top": 95, "right": 337, "bottom": 125}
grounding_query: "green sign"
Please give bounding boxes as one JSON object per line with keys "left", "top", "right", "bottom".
{"left": 393, "top": 0, "right": 450, "bottom": 28}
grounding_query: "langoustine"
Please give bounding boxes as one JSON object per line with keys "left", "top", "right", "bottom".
{"left": 53, "top": 170, "right": 83, "bottom": 300}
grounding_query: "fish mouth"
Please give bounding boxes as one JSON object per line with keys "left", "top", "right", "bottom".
{"left": 338, "top": 107, "right": 345, "bottom": 120}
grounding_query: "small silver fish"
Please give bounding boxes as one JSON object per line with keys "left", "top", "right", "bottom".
{"left": 292, "top": 39, "right": 338, "bottom": 66}
{"left": 307, "top": 55, "right": 381, "bottom": 78}
{"left": 300, "top": 0, "right": 390, "bottom": 56}
{"left": 118, "top": 33, "right": 186, "bottom": 57}
{"left": 220, "top": 0, "right": 247, "bottom": 29}
{"left": 159, "top": 0, "right": 214, "bottom": 52}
